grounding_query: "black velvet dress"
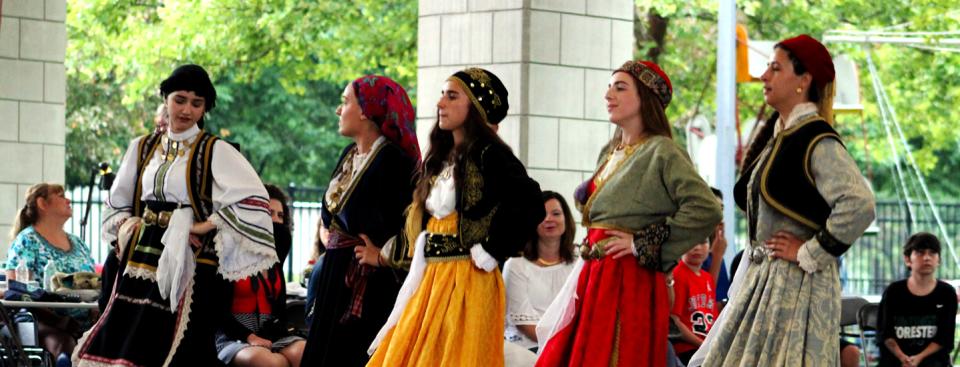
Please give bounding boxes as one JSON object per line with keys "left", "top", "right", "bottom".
{"left": 300, "top": 141, "right": 416, "bottom": 367}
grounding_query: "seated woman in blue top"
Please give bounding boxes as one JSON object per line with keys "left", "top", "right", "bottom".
{"left": 5, "top": 183, "right": 96, "bottom": 357}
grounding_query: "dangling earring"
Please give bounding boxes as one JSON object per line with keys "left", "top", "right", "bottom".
{"left": 795, "top": 87, "right": 803, "bottom": 95}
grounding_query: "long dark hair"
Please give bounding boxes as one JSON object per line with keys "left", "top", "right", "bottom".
{"left": 522, "top": 191, "right": 576, "bottom": 264}
{"left": 411, "top": 105, "right": 509, "bottom": 207}
{"left": 10, "top": 183, "right": 64, "bottom": 241}
{"left": 404, "top": 101, "right": 511, "bottom": 245}
{"left": 606, "top": 72, "right": 674, "bottom": 152}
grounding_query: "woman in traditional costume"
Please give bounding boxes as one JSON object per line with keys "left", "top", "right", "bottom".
{"left": 366, "top": 67, "right": 544, "bottom": 367}
{"left": 535, "top": 60, "right": 722, "bottom": 367}
{"left": 74, "top": 64, "right": 278, "bottom": 367}
{"left": 299, "top": 75, "right": 420, "bottom": 366}
{"left": 696, "top": 34, "right": 876, "bottom": 366}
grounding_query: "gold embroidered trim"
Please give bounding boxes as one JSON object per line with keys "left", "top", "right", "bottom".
{"left": 803, "top": 132, "right": 841, "bottom": 185}
{"left": 581, "top": 138, "right": 649, "bottom": 227}
{"left": 196, "top": 258, "right": 217, "bottom": 266}
{"left": 425, "top": 255, "right": 471, "bottom": 263}
{"left": 758, "top": 114, "right": 827, "bottom": 231}
{"left": 461, "top": 205, "right": 498, "bottom": 246}
{"left": 328, "top": 141, "right": 387, "bottom": 215}
{"left": 465, "top": 68, "right": 492, "bottom": 85}
{"left": 449, "top": 76, "right": 489, "bottom": 123}
{"left": 424, "top": 233, "right": 469, "bottom": 258}
{"left": 463, "top": 159, "right": 484, "bottom": 210}
{"left": 610, "top": 311, "right": 621, "bottom": 366}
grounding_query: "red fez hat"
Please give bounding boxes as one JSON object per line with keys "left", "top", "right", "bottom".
{"left": 777, "top": 34, "right": 835, "bottom": 89}
{"left": 615, "top": 60, "right": 673, "bottom": 108}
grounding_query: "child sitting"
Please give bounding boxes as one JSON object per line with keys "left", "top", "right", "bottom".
{"left": 670, "top": 238, "right": 718, "bottom": 364}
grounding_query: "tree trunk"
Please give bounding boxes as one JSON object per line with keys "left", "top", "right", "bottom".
{"left": 637, "top": 9, "right": 669, "bottom": 63}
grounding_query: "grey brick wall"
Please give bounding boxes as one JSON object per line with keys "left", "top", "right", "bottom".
{"left": 417, "top": 0, "right": 634, "bottom": 228}
{"left": 0, "top": 0, "right": 67, "bottom": 251}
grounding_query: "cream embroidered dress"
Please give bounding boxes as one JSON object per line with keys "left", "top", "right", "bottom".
{"left": 695, "top": 103, "right": 876, "bottom": 366}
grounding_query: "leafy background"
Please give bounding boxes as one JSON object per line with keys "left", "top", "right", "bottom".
{"left": 66, "top": 0, "right": 960, "bottom": 201}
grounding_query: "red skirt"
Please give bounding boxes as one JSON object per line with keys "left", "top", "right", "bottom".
{"left": 536, "top": 229, "right": 669, "bottom": 367}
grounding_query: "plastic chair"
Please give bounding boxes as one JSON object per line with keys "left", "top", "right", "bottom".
{"left": 840, "top": 296, "right": 869, "bottom": 327}
{"left": 857, "top": 303, "right": 880, "bottom": 367}
{"left": 839, "top": 296, "right": 869, "bottom": 350}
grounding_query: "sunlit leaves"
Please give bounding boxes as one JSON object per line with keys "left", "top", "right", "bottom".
{"left": 65, "top": 0, "right": 418, "bottom": 187}
{"left": 635, "top": 0, "right": 960, "bottom": 198}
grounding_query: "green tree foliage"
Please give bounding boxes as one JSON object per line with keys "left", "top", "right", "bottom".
{"left": 65, "top": 0, "right": 417, "bottom": 188}
{"left": 634, "top": 0, "right": 960, "bottom": 199}
{"left": 208, "top": 68, "right": 346, "bottom": 187}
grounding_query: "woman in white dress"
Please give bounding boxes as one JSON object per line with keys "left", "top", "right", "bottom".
{"left": 503, "top": 191, "right": 577, "bottom": 352}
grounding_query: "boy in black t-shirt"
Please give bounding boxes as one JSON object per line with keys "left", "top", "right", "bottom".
{"left": 878, "top": 232, "right": 958, "bottom": 367}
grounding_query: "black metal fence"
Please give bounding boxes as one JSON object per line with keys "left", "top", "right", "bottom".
{"left": 65, "top": 188, "right": 960, "bottom": 295}
{"left": 842, "top": 200, "right": 960, "bottom": 296}
{"left": 66, "top": 185, "right": 329, "bottom": 282}
{"left": 730, "top": 199, "right": 960, "bottom": 296}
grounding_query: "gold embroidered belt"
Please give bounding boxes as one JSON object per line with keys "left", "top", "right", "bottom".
{"left": 424, "top": 233, "right": 469, "bottom": 259}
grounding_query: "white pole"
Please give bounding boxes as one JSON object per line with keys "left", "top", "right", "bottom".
{"left": 716, "top": 0, "right": 738, "bottom": 264}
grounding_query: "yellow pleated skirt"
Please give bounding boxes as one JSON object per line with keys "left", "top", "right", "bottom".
{"left": 367, "top": 258, "right": 505, "bottom": 366}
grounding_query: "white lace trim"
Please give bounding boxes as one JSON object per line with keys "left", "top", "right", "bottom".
{"left": 508, "top": 312, "right": 540, "bottom": 324}
{"left": 210, "top": 214, "right": 278, "bottom": 281}
{"left": 124, "top": 265, "right": 157, "bottom": 282}
{"left": 797, "top": 238, "right": 819, "bottom": 273}
{"left": 162, "top": 277, "right": 195, "bottom": 367}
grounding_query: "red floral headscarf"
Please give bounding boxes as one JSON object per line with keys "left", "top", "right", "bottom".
{"left": 352, "top": 75, "right": 421, "bottom": 162}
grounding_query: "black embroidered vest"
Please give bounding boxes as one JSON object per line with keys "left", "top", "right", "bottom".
{"left": 735, "top": 116, "right": 845, "bottom": 234}
{"left": 132, "top": 132, "right": 219, "bottom": 221}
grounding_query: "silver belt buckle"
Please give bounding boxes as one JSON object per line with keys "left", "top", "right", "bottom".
{"left": 750, "top": 245, "right": 767, "bottom": 264}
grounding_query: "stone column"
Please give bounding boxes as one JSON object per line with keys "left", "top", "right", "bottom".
{"left": 416, "top": 0, "right": 634, "bottom": 224}
{"left": 0, "top": 0, "right": 67, "bottom": 249}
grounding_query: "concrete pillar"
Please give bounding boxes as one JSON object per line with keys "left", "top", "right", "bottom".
{"left": 417, "top": 0, "right": 634, "bottom": 225}
{"left": 0, "top": 0, "right": 67, "bottom": 251}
